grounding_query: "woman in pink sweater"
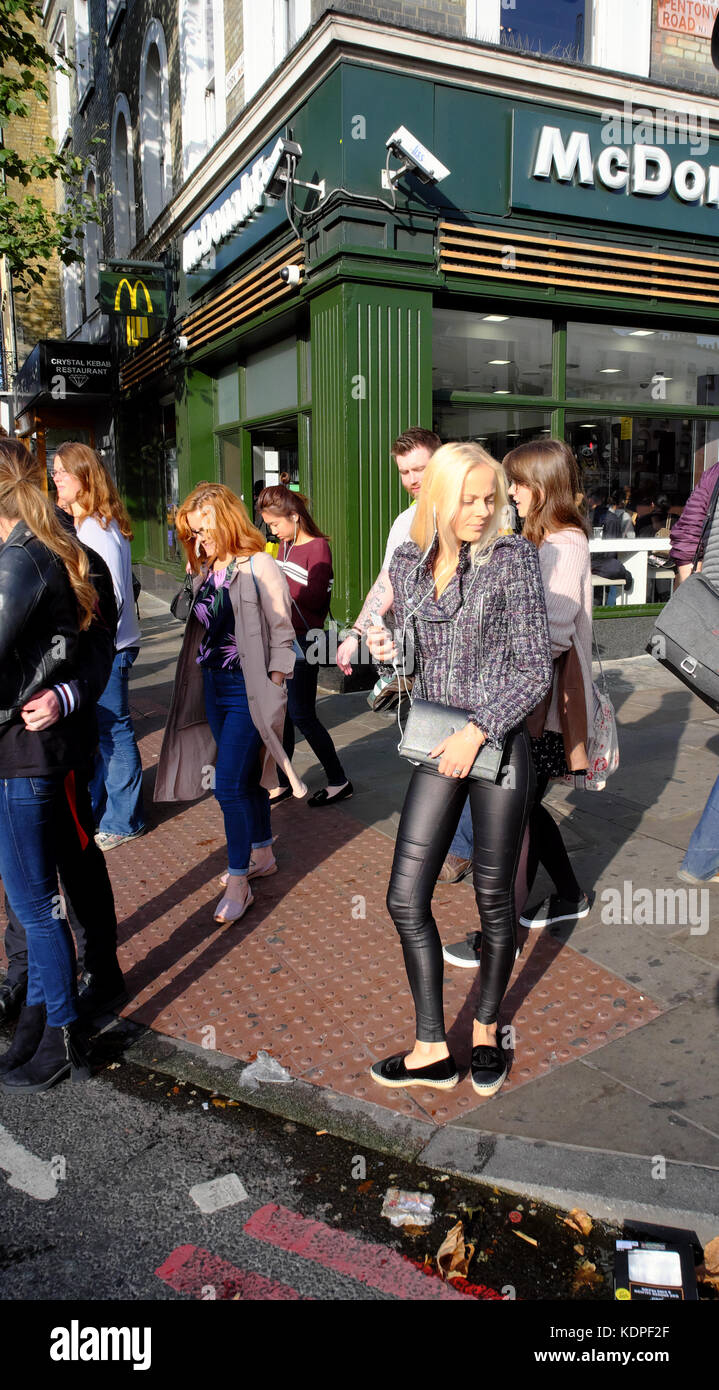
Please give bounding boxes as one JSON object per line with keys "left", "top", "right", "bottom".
{"left": 507, "top": 439, "right": 594, "bottom": 929}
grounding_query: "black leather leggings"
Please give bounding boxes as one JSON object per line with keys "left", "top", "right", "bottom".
{"left": 387, "top": 725, "right": 535, "bottom": 1039}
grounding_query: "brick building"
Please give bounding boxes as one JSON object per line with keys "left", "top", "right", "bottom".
{"left": 11, "top": 1, "right": 719, "bottom": 625}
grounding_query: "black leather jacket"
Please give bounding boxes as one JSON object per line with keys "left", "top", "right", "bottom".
{"left": 0, "top": 522, "right": 80, "bottom": 726}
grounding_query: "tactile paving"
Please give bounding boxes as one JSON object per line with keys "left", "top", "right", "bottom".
{"left": 0, "top": 703, "right": 663, "bottom": 1127}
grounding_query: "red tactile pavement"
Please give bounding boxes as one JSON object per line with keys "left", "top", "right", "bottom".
{"left": 0, "top": 703, "right": 663, "bottom": 1129}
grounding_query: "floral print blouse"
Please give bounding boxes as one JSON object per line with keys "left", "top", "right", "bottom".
{"left": 194, "top": 560, "right": 241, "bottom": 670}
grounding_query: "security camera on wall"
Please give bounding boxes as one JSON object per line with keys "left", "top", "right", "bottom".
{"left": 385, "top": 126, "right": 450, "bottom": 186}
{"left": 279, "top": 264, "right": 302, "bottom": 285}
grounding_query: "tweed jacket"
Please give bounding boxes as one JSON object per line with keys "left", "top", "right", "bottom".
{"left": 387, "top": 533, "right": 553, "bottom": 748}
{"left": 154, "top": 550, "right": 306, "bottom": 802}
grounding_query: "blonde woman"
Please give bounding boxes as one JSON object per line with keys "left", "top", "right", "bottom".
{"left": 154, "top": 484, "right": 305, "bottom": 924}
{"left": 52, "top": 443, "right": 145, "bottom": 850}
{"left": 0, "top": 441, "right": 95, "bottom": 1091}
{"left": 366, "top": 443, "right": 552, "bottom": 1098}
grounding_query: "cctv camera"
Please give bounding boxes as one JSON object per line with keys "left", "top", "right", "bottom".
{"left": 279, "top": 264, "right": 302, "bottom": 286}
{"left": 385, "top": 126, "right": 450, "bottom": 184}
{"left": 174, "top": 335, "right": 189, "bottom": 352}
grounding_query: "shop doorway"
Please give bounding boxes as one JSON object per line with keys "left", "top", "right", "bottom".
{"left": 250, "top": 422, "right": 299, "bottom": 533}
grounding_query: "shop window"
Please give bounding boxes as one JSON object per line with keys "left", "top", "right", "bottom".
{"left": 565, "top": 412, "right": 718, "bottom": 513}
{"left": 83, "top": 169, "right": 103, "bottom": 318}
{"left": 433, "top": 406, "right": 553, "bottom": 456}
{"left": 244, "top": 338, "right": 298, "bottom": 420}
{"left": 111, "top": 95, "right": 136, "bottom": 256}
{"left": 140, "top": 21, "right": 173, "bottom": 231}
{"left": 242, "top": 0, "right": 311, "bottom": 102}
{"left": 180, "top": 0, "right": 226, "bottom": 178}
{"left": 566, "top": 322, "right": 719, "bottom": 410}
{"left": 433, "top": 309, "right": 553, "bottom": 397}
{"left": 217, "top": 364, "right": 240, "bottom": 424}
{"left": 73, "top": 0, "right": 93, "bottom": 107}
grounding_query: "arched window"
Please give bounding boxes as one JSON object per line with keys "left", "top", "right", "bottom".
{"left": 139, "top": 19, "right": 173, "bottom": 231}
{"left": 84, "top": 169, "right": 103, "bottom": 317}
{"left": 63, "top": 237, "right": 84, "bottom": 335}
{"left": 111, "top": 95, "right": 136, "bottom": 256}
{"left": 179, "top": 0, "right": 226, "bottom": 178}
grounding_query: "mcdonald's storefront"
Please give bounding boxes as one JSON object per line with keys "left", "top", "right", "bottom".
{"left": 118, "top": 50, "right": 719, "bottom": 638}
{"left": 13, "top": 339, "right": 114, "bottom": 474}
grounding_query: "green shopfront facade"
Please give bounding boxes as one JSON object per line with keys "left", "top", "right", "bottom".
{"left": 123, "top": 53, "right": 719, "bottom": 624}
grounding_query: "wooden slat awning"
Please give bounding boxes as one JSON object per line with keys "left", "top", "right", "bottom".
{"left": 120, "top": 239, "right": 305, "bottom": 392}
{"left": 439, "top": 222, "right": 719, "bottom": 305}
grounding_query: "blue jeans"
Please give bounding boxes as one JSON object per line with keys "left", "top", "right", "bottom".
{"left": 202, "top": 667, "right": 273, "bottom": 876}
{"left": 449, "top": 799, "right": 474, "bottom": 859}
{"left": 91, "top": 647, "right": 146, "bottom": 837}
{"left": 0, "top": 775, "right": 78, "bottom": 1026}
{"left": 681, "top": 774, "right": 719, "bottom": 880}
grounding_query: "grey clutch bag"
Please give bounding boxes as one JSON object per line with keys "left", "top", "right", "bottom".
{"left": 399, "top": 697, "right": 504, "bottom": 783}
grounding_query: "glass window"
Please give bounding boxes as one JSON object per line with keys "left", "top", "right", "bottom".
{"left": 566, "top": 322, "right": 719, "bottom": 409}
{"left": 244, "top": 338, "right": 297, "bottom": 420}
{"left": 217, "top": 364, "right": 239, "bottom": 424}
{"left": 433, "top": 406, "right": 553, "bottom": 458}
{"left": 218, "top": 430, "right": 243, "bottom": 496}
{"left": 565, "top": 411, "right": 717, "bottom": 513}
{"left": 500, "top": 0, "right": 588, "bottom": 61}
{"left": 433, "top": 309, "right": 553, "bottom": 397}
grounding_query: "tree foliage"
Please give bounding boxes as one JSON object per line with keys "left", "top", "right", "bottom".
{"left": 0, "top": 0, "right": 100, "bottom": 289}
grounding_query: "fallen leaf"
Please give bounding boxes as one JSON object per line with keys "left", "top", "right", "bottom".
{"left": 210, "top": 1098, "right": 227, "bottom": 1108}
{"left": 564, "top": 1208, "right": 593, "bottom": 1237}
{"left": 513, "top": 1230, "right": 538, "bottom": 1247}
{"left": 316, "top": 1129, "right": 328, "bottom": 1135}
{"left": 572, "top": 1258, "right": 602, "bottom": 1293}
{"left": 436, "top": 1221, "right": 475, "bottom": 1280}
{"left": 357, "top": 1180, "right": 374, "bottom": 1194}
{"left": 402, "top": 1223, "right": 426, "bottom": 1238}
{"left": 574, "top": 1244, "right": 585, "bottom": 1257}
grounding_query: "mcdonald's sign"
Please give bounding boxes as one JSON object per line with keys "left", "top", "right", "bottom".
{"left": 97, "top": 267, "right": 168, "bottom": 348}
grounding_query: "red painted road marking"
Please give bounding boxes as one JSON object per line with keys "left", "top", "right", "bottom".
{"left": 243, "top": 1203, "right": 477, "bottom": 1301}
{"left": 155, "top": 1245, "right": 310, "bottom": 1300}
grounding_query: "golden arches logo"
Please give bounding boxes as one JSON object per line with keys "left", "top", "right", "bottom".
{"left": 114, "top": 277, "right": 154, "bottom": 347}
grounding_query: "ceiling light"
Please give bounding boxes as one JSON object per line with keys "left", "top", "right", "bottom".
{"left": 580, "top": 423, "right": 597, "bottom": 428}
{"left": 629, "top": 329, "right": 654, "bottom": 337}
{"left": 493, "top": 389, "right": 511, "bottom": 394}
{"left": 489, "top": 359, "right": 511, "bottom": 365}
{"left": 484, "top": 314, "right": 510, "bottom": 322}
{"left": 599, "top": 368, "right": 621, "bottom": 374}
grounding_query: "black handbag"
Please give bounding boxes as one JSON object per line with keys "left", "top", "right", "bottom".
{"left": 647, "top": 477, "right": 719, "bottom": 712}
{"left": 170, "top": 572, "right": 194, "bottom": 623}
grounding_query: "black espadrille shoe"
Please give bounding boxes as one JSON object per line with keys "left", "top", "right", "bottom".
{"left": 370, "top": 1051, "right": 459, "bottom": 1091}
{"left": 470, "top": 1044, "right": 507, "bottom": 1098}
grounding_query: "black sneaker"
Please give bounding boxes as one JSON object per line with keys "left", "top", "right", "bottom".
{"left": 369, "top": 1051, "right": 459, "bottom": 1090}
{"left": 519, "top": 893, "right": 591, "bottom": 930}
{"left": 470, "top": 1044, "right": 508, "bottom": 1097}
{"left": 442, "top": 933, "right": 520, "bottom": 968}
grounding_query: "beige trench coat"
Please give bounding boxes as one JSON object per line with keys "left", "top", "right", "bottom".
{"left": 154, "top": 551, "right": 307, "bottom": 803}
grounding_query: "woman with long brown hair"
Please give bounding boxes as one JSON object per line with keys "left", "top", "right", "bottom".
{"left": 443, "top": 438, "right": 593, "bottom": 973}
{"left": 258, "top": 484, "right": 351, "bottom": 807}
{"left": 155, "top": 483, "right": 305, "bottom": 923}
{"left": 0, "top": 440, "right": 95, "bottom": 1091}
{"left": 52, "top": 442, "right": 145, "bottom": 850}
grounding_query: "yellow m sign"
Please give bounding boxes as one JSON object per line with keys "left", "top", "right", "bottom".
{"left": 114, "top": 277, "right": 154, "bottom": 347}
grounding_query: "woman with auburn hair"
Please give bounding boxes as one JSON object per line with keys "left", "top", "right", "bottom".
{"left": 445, "top": 437, "right": 593, "bottom": 963}
{"left": 52, "top": 442, "right": 145, "bottom": 851}
{"left": 258, "top": 484, "right": 351, "bottom": 807}
{"left": 0, "top": 441, "right": 95, "bottom": 1091}
{"left": 365, "top": 442, "right": 553, "bottom": 1098}
{"left": 155, "top": 483, "right": 305, "bottom": 924}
